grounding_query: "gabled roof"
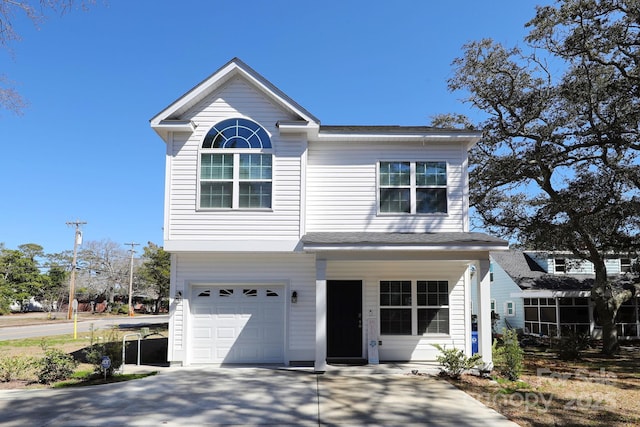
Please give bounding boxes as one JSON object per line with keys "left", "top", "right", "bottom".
{"left": 150, "top": 58, "right": 320, "bottom": 141}
{"left": 491, "top": 250, "right": 593, "bottom": 291}
{"left": 150, "top": 58, "right": 483, "bottom": 148}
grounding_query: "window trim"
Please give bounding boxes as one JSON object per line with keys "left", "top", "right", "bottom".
{"left": 377, "top": 161, "right": 448, "bottom": 215}
{"left": 504, "top": 300, "right": 515, "bottom": 317}
{"left": 554, "top": 258, "right": 566, "bottom": 273}
{"left": 198, "top": 119, "right": 273, "bottom": 211}
{"left": 379, "top": 279, "right": 450, "bottom": 336}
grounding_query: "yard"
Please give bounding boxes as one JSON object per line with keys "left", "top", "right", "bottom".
{"left": 450, "top": 345, "right": 640, "bottom": 427}
{"left": 0, "top": 313, "right": 167, "bottom": 389}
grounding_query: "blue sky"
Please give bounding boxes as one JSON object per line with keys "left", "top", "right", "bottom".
{"left": 0, "top": 0, "right": 548, "bottom": 255}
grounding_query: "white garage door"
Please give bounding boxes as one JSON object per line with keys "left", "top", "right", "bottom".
{"left": 190, "top": 285, "right": 285, "bottom": 364}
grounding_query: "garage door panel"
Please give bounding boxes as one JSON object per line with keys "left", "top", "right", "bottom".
{"left": 190, "top": 285, "right": 285, "bottom": 364}
{"left": 216, "top": 327, "right": 236, "bottom": 339}
{"left": 239, "top": 323, "right": 260, "bottom": 340}
{"left": 193, "top": 348, "right": 213, "bottom": 360}
{"left": 192, "top": 327, "right": 212, "bottom": 339}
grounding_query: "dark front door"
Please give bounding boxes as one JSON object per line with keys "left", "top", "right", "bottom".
{"left": 327, "top": 280, "right": 362, "bottom": 358}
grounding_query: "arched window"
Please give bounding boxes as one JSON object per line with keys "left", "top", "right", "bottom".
{"left": 202, "top": 118, "right": 271, "bottom": 149}
{"left": 199, "top": 118, "right": 272, "bottom": 209}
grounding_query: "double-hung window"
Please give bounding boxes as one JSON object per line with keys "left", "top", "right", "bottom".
{"left": 199, "top": 118, "right": 272, "bottom": 209}
{"left": 378, "top": 161, "right": 447, "bottom": 214}
{"left": 380, "top": 280, "right": 449, "bottom": 335}
{"left": 417, "top": 280, "right": 449, "bottom": 334}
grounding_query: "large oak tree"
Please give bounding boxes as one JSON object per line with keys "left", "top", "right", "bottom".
{"left": 447, "top": 0, "right": 640, "bottom": 354}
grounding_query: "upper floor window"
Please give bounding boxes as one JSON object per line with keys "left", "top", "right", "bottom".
{"left": 554, "top": 258, "right": 566, "bottom": 273}
{"left": 378, "top": 161, "right": 447, "bottom": 214}
{"left": 199, "top": 119, "right": 272, "bottom": 209}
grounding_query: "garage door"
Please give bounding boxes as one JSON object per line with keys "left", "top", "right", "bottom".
{"left": 190, "top": 285, "right": 285, "bottom": 364}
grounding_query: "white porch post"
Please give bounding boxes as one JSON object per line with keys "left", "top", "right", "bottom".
{"left": 476, "top": 258, "right": 493, "bottom": 368}
{"left": 315, "top": 259, "right": 327, "bottom": 372}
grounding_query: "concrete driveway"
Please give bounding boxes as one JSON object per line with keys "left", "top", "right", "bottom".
{"left": 0, "top": 364, "right": 518, "bottom": 426}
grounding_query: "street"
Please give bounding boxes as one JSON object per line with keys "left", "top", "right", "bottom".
{"left": 0, "top": 314, "right": 169, "bottom": 341}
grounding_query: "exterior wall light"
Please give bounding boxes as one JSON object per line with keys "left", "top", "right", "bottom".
{"left": 291, "top": 291, "right": 298, "bottom": 304}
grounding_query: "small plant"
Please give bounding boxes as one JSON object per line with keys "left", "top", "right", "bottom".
{"left": 84, "top": 326, "right": 123, "bottom": 377}
{"left": 432, "top": 344, "right": 483, "bottom": 379}
{"left": 556, "top": 328, "right": 591, "bottom": 360}
{"left": 110, "top": 304, "right": 129, "bottom": 315}
{"left": 37, "top": 344, "right": 78, "bottom": 384}
{"left": 0, "top": 355, "right": 36, "bottom": 382}
{"left": 493, "top": 329, "right": 524, "bottom": 381}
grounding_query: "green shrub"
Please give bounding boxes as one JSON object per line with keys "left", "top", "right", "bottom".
{"left": 0, "top": 355, "right": 36, "bottom": 382}
{"left": 84, "top": 326, "right": 123, "bottom": 377}
{"left": 556, "top": 328, "right": 591, "bottom": 360}
{"left": 109, "top": 304, "right": 129, "bottom": 315}
{"left": 432, "top": 344, "right": 483, "bottom": 379}
{"left": 493, "top": 329, "right": 524, "bottom": 381}
{"left": 37, "top": 345, "right": 78, "bottom": 384}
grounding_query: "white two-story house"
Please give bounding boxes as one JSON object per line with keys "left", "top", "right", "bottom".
{"left": 150, "top": 58, "right": 508, "bottom": 371}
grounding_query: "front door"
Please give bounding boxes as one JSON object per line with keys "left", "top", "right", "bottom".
{"left": 327, "top": 280, "right": 362, "bottom": 358}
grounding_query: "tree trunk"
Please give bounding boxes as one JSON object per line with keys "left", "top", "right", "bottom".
{"left": 591, "top": 262, "right": 620, "bottom": 355}
{"left": 593, "top": 294, "right": 620, "bottom": 355}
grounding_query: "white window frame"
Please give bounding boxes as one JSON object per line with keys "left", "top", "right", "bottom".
{"left": 198, "top": 150, "right": 273, "bottom": 210}
{"left": 377, "top": 161, "right": 448, "bottom": 215}
{"left": 198, "top": 118, "right": 273, "bottom": 210}
{"left": 504, "top": 300, "right": 515, "bottom": 317}
{"left": 379, "top": 279, "right": 450, "bottom": 336}
{"left": 554, "top": 258, "right": 566, "bottom": 273}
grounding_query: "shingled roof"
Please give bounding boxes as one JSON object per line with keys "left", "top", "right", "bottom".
{"left": 491, "top": 250, "right": 593, "bottom": 291}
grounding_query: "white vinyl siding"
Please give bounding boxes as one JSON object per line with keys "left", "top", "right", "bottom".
{"left": 306, "top": 141, "right": 468, "bottom": 232}
{"left": 326, "top": 260, "right": 470, "bottom": 361}
{"left": 165, "top": 77, "right": 304, "bottom": 244}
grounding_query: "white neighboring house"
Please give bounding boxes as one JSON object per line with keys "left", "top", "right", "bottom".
{"left": 150, "top": 58, "right": 508, "bottom": 370}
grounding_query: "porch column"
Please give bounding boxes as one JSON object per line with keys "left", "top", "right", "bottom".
{"left": 476, "top": 258, "right": 493, "bottom": 368}
{"left": 314, "top": 259, "right": 327, "bottom": 372}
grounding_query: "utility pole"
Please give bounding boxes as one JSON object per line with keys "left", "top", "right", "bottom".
{"left": 125, "top": 242, "right": 139, "bottom": 317}
{"left": 66, "top": 220, "right": 86, "bottom": 320}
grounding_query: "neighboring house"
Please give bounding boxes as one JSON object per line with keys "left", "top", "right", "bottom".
{"left": 488, "top": 250, "right": 640, "bottom": 340}
{"left": 150, "top": 58, "right": 508, "bottom": 370}
{"left": 471, "top": 251, "right": 530, "bottom": 333}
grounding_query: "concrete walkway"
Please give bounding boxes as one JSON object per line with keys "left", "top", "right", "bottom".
{"left": 0, "top": 364, "right": 519, "bottom": 426}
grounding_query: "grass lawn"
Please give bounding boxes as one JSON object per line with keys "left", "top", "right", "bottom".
{"left": 449, "top": 345, "right": 640, "bottom": 427}
{"left": 0, "top": 315, "right": 167, "bottom": 390}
